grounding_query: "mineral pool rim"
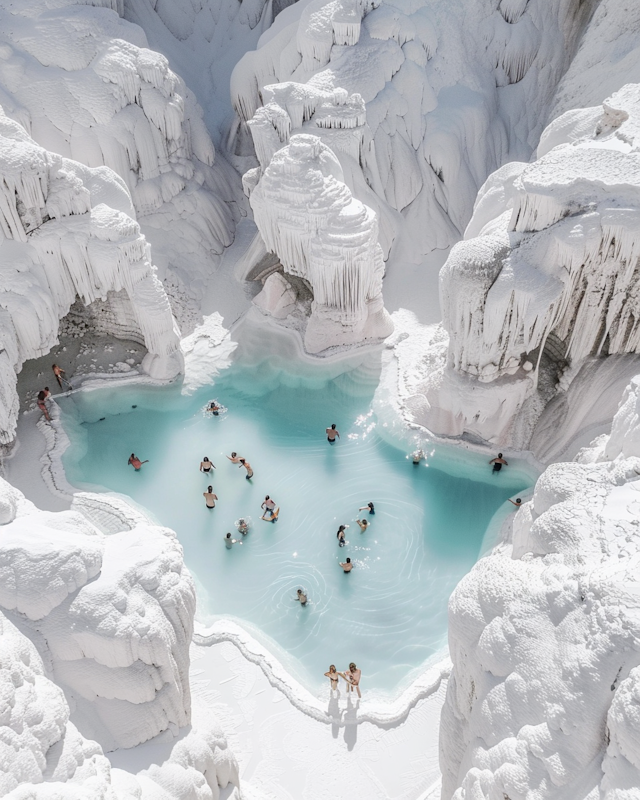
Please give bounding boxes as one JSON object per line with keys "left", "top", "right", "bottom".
{"left": 56, "top": 349, "right": 538, "bottom": 699}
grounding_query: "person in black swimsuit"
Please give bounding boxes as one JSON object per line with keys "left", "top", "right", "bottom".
{"left": 490, "top": 453, "right": 508, "bottom": 472}
{"left": 200, "top": 456, "right": 216, "bottom": 473}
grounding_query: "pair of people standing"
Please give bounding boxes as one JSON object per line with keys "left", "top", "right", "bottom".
{"left": 324, "top": 663, "right": 362, "bottom": 698}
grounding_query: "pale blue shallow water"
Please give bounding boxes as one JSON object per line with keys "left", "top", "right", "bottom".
{"left": 59, "top": 359, "right": 533, "bottom": 693}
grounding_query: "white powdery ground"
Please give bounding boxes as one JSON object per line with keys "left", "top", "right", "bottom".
{"left": 441, "top": 377, "right": 640, "bottom": 799}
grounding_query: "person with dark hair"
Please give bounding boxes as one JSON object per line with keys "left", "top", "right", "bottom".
{"left": 227, "top": 452, "right": 242, "bottom": 463}
{"left": 339, "top": 557, "right": 352, "bottom": 573}
{"left": 490, "top": 453, "right": 508, "bottom": 472}
{"left": 336, "top": 525, "right": 347, "bottom": 546}
{"left": 239, "top": 458, "right": 253, "bottom": 479}
{"left": 52, "top": 364, "right": 72, "bottom": 390}
{"left": 340, "top": 663, "right": 362, "bottom": 698}
{"left": 261, "top": 496, "right": 276, "bottom": 519}
{"left": 509, "top": 497, "right": 523, "bottom": 507}
{"left": 37, "top": 391, "right": 51, "bottom": 421}
{"left": 224, "top": 532, "right": 242, "bottom": 548}
{"left": 358, "top": 502, "right": 375, "bottom": 515}
{"left": 356, "top": 519, "right": 369, "bottom": 532}
{"left": 203, "top": 486, "right": 218, "bottom": 509}
{"left": 325, "top": 423, "right": 340, "bottom": 443}
{"left": 200, "top": 456, "right": 215, "bottom": 474}
{"left": 294, "top": 588, "right": 308, "bottom": 605}
{"left": 128, "top": 453, "right": 148, "bottom": 470}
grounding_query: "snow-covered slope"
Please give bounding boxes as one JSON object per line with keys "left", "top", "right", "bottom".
{"left": 0, "top": 476, "right": 239, "bottom": 797}
{"left": 441, "top": 376, "right": 640, "bottom": 799}
{"left": 231, "top": 0, "right": 596, "bottom": 261}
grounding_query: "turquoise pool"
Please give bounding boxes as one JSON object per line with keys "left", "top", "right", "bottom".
{"left": 59, "top": 359, "right": 533, "bottom": 693}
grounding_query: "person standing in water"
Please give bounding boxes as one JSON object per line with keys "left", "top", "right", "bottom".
{"left": 261, "top": 496, "right": 276, "bottom": 518}
{"left": 224, "top": 532, "right": 241, "bottom": 548}
{"left": 52, "top": 364, "right": 72, "bottom": 390}
{"left": 203, "top": 486, "right": 218, "bottom": 509}
{"left": 200, "top": 457, "right": 216, "bottom": 474}
{"left": 235, "top": 517, "right": 250, "bottom": 534}
{"left": 336, "top": 525, "right": 347, "bottom": 546}
{"left": 128, "top": 453, "right": 148, "bottom": 471}
{"left": 490, "top": 453, "right": 508, "bottom": 472}
{"left": 340, "top": 663, "right": 362, "bottom": 698}
{"left": 294, "top": 588, "right": 308, "bottom": 605}
{"left": 358, "top": 502, "right": 375, "bottom": 515}
{"left": 339, "top": 557, "right": 353, "bottom": 573}
{"left": 326, "top": 423, "right": 340, "bottom": 443}
{"left": 324, "top": 665, "right": 340, "bottom": 693}
{"left": 37, "top": 391, "right": 51, "bottom": 421}
{"left": 239, "top": 458, "right": 253, "bottom": 479}
{"left": 356, "top": 519, "right": 369, "bottom": 532}
{"left": 227, "top": 452, "right": 242, "bottom": 463}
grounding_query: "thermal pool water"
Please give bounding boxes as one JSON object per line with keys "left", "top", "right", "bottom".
{"left": 59, "top": 359, "right": 533, "bottom": 694}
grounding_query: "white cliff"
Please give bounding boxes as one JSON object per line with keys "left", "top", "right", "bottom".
{"left": 0, "top": 475, "right": 239, "bottom": 798}
{"left": 245, "top": 133, "right": 393, "bottom": 352}
{"left": 231, "top": 0, "right": 595, "bottom": 261}
{"left": 411, "top": 82, "right": 640, "bottom": 447}
{"left": 441, "top": 375, "right": 640, "bottom": 799}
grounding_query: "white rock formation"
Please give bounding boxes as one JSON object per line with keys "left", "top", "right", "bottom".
{"left": 246, "top": 133, "right": 393, "bottom": 353}
{"left": 0, "top": 475, "right": 239, "bottom": 797}
{"left": 231, "top": 0, "right": 595, "bottom": 260}
{"left": 421, "top": 83, "right": 640, "bottom": 446}
{"left": 0, "top": 107, "right": 182, "bottom": 445}
{"left": 441, "top": 376, "right": 640, "bottom": 799}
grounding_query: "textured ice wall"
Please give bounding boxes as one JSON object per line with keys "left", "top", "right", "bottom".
{"left": 440, "top": 377, "right": 640, "bottom": 799}
{"left": 0, "top": 107, "right": 182, "bottom": 445}
{"left": 424, "top": 83, "right": 640, "bottom": 445}
{"left": 232, "top": 0, "right": 595, "bottom": 260}
{"left": 0, "top": 0, "right": 236, "bottom": 308}
{"left": 246, "top": 133, "right": 393, "bottom": 352}
{"left": 0, "top": 476, "right": 239, "bottom": 797}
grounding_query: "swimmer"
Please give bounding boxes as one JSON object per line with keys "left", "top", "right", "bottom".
{"left": 358, "top": 502, "right": 375, "bottom": 515}
{"left": 203, "top": 486, "right": 218, "bottom": 509}
{"left": 294, "top": 588, "right": 308, "bottom": 605}
{"left": 224, "top": 532, "right": 242, "bottom": 548}
{"left": 52, "top": 364, "right": 72, "bottom": 390}
{"left": 227, "top": 452, "right": 242, "bottom": 463}
{"left": 239, "top": 458, "right": 253, "bottom": 479}
{"left": 339, "top": 557, "right": 353, "bottom": 573}
{"left": 412, "top": 450, "right": 423, "bottom": 465}
{"left": 326, "top": 423, "right": 340, "bottom": 443}
{"left": 490, "top": 453, "right": 508, "bottom": 472}
{"left": 509, "top": 497, "right": 523, "bottom": 507}
{"left": 324, "top": 665, "right": 340, "bottom": 693}
{"left": 261, "top": 496, "right": 276, "bottom": 517}
{"left": 128, "top": 453, "right": 148, "bottom": 471}
{"left": 37, "top": 391, "right": 51, "bottom": 421}
{"left": 235, "top": 517, "right": 250, "bottom": 534}
{"left": 207, "top": 401, "right": 221, "bottom": 416}
{"left": 340, "top": 662, "right": 361, "bottom": 698}
{"left": 356, "top": 519, "right": 369, "bottom": 532}
{"left": 200, "top": 456, "right": 216, "bottom": 473}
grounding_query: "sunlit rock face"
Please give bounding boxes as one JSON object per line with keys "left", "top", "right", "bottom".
{"left": 246, "top": 133, "right": 393, "bottom": 353}
{"left": 441, "top": 379, "right": 640, "bottom": 800}
{"left": 422, "top": 84, "right": 640, "bottom": 446}
{"left": 232, "top": 0, "right": 596, "bottom": 261}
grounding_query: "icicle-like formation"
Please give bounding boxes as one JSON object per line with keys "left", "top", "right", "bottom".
{"left": 248, "top": 134, "right": 393, "bottom": 353}
{"left": 232, "top": 0, "right": 594, "bottom": 260}
{"left": 0, "top": 107, "right": 181, "bottom": 444}
{"left": 425, "top": 84, "right": 640, "bottom": 445}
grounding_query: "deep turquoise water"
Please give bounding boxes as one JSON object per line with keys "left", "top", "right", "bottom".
{"left": 59, "top": 360, "right": 533, "bottom": 693}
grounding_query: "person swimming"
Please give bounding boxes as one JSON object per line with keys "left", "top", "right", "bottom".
{"left": 200, "top": 457, "right": 216, "bottom": 473}
{"left": 509, "top": 497, "right": 522, "bottom": 507}
{"left": 490, "top": 453, "right": 508, "bottom": 472}
{"left": 358, "top": 502, "right": 375, "bottom": 515}
{"left": 207, "top": 401, "right": 221, "bottom": 416}
{"left": 203, "top": 487, "right": 218, "bottom": 509}
{"left": 128, "top": 453, "right": 148, "bottom": 471}
{"left": 326, "top": 423, "right": 340, "bottom": 443}
{"left": 235, "top": 517, "right": 250, "bottom": 534}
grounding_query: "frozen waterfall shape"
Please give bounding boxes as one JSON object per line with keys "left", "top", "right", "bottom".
{"left": 247, "top": 134, "right": 393, "bottom": 354}
{"left": 0, "top": 107, "right": 182, "bottom": 445}
{"left": 423, "top": 84, "right": 640, "bottom": 447}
